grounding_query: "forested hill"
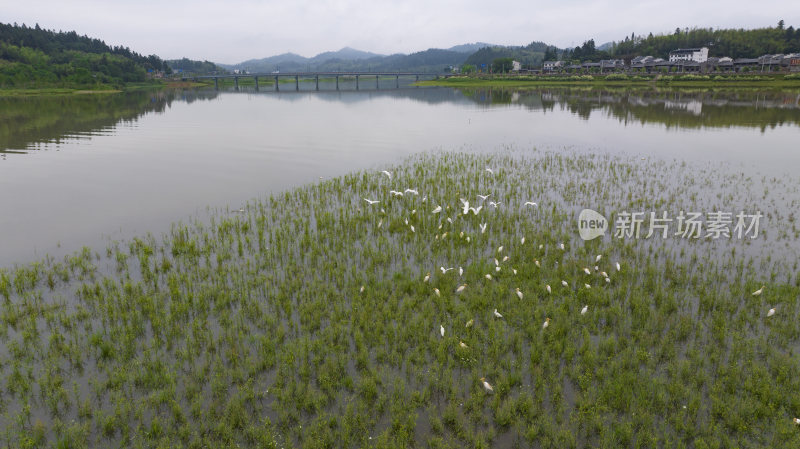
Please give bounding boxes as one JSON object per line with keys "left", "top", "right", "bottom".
{"left": 0, "top": 22, "right": 170, "bottom": 88}
{"left": 610, "top": 24, "right": 800, "bottom": 59}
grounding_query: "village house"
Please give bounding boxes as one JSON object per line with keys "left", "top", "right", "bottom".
{"left": 668, "top": 47, "right": 709, "bottom": 63}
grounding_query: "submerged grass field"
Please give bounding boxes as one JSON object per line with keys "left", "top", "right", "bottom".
{"left": 1, "top": 150, "right": 800, "bottom": 448}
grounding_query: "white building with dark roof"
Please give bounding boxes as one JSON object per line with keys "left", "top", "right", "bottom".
{"left": 669, "top": 47, "right": 709, "bottom": 63}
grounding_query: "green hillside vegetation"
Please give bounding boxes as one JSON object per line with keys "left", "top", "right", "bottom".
{"left": 0, "top": 22, "right": 170, "bottom": 89}
{"left": 463, "top": 41, "right": 550, "bottom": 70}
{"left": 610, "top": 23, "right": 800, "bottom": 60}
{"left": 167, "top": 58, "right": 226, "bottom": 75}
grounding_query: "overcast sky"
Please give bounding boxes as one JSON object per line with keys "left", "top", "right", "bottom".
{"left": 6, "top": 0, "right": 799, "bottom": 63}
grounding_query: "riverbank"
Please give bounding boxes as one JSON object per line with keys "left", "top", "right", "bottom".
{"left": 1, "top": 149, "right": 798, "bottom": 448}
{"left": 419, "top": 73, "right": 800, "bottom": 89}
{"left": 0, "top": 80, "right": 208, "bottom": 96}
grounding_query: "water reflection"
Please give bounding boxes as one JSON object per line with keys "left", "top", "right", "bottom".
{"left": 0, "top": 90, "right": 219, "bottom": 153}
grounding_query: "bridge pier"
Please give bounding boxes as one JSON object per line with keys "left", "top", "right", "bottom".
{"left": 335, "top": 75, "right": 339, "bottom": 90}
{"left": 234, "top": 76, "right": 239, "bottom": 91}
{"left": 315, "top": 75, "right": 319, "bottom": 91}
{"left": 396, "top": 75, "right": 399, "bottom": 88}
{"left": 376, "top": 75, "right": 380, "bottom": 89}
{"left": 295, "top": 75, "right": 299, "bottom": 91}
{"left": 356, "top": 75, "right": 359, "bottom": 90}
{"left": 274, "top": 76, "right": 279, "bottom": 91}
{"left": 214, "top": 77, "right": 218, "bottom": 90}
{"left": 254, "top": 76, "right": 259, "bottom": 91}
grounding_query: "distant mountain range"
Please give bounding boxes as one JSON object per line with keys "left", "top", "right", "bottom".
{"left": 219, "top": 43, "right": 500, "bottom": 73}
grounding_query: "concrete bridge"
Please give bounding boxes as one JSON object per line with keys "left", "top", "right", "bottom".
{"left": 187, "top": 72, "right": 440, "bottom": 91}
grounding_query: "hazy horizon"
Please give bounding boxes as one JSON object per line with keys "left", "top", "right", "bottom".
{"left": 5, "top": 0, "right": 800, "bottom": 64}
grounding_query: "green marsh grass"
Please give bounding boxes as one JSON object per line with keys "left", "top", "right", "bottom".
{"left": 0, "top": 149, "right": 799, "bottom": 448}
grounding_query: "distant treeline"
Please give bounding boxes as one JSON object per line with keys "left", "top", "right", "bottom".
{"left": 561, "top": 23, "right": 800, "bottom": 62}
{"left": 0, "top": 22, "right": 170, "bottom": 88}
{"left": 167, "top": 58, "right": 226, "bottom": 75}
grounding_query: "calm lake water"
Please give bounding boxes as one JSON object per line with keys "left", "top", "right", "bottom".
{"left": 1, "top": 85, "right": 799, "bottom": 268}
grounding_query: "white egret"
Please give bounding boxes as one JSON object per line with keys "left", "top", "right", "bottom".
{"left": 524, "top": 202, "right": 538, "bottom": 207}
{"left": 477, "top": 194, "right": 490, "bottom": 201}
{"left": 480, "top": 378, "right": 494, "bottom": 393}
{"left": 546, "top": 284, "right": 551, "bottom": 294}
{"left": 440, "top": 325, "right": 445, "bottom": 337}
{"left": 605, "top": 277, "right": 611, "bottom": 283}
{"left": 793, "top": 417, "right": 800, "bottom": 425}
{"left": 516, "top": 288, "right": 523, "bottom": 300}
{"left": 512, "top": 268, "right": 518, "bottom": 275}
{"left": 559, "top": 243, "right": 565, "bottom": 250}
{"left": 583, "top": 267, "right": 591, "bottom": 275}
{"left": 378, "top": 219, "right": 383, "bottom": 228}
{"left": 404, "top": 188, "right": 418, "bottom": 195}
{"left": 493, "top": 309, "right": 503, "bottom": 318}
{"left": 410, "top": 225, "right": 415, "bottom": 233}
{"left": 561, "top": 280, "right": 569, "bottom": 287}
{"left": 535, "top": 260, "right": 541, "bottom": 268}
{"left": 600, "top": 271, "right": 608, "bottom": 278}
{"left": 469, "top": 206, "right": 483, "bottom": 215}
{"left": 389, "top": 190, "right": 404, "bottom": 197}
{"left": 434, "top": 288, "right": 440, "bottom": 297}
{"left": 462, "top": 201, "right": 470, "bottom": 215}
{"left": 498, "top": 246, "right": 504, "bottom": 253}
{"left": 363, "top": 198, "right": 379, "bottom": 205}
{"left": 584, "top": 284, "right": 591, "bottom": 289}
{"left": 381, "top": 170, "right": 392, "bottom": 179}
{"left": 495, "top": 266, "right": 501, "bottom": 272}
{"left": 595, "top": 254, "right": 602, "bottom": 263}
{"left": 520, "top": 237, "right": 525, "bottom": 245}
{"left": 485, "top": 274, "right": 493, "bottom": 280}
{"left": 494, "top": 258, "right": 499, "bottom": 266}
{"left": 752, "top": 286, "right": 764, "bottom": 296}
{"left": 580, "top": 305, "right": 588, "bottom": 315}
{"left": 502, "top": 256, "right": 509, "bottom": 262}
{"left": 440, "top": 267, "right": 454, "bottom": 274}
{"left": 456, "top": 284, "right": 467, "bottom": 293}
{"left": 423, "top": 272, "right": 430, "bottom": 283}
{"left": 767, "top": 308, "right": 776, "bottom": 317}
{"left": 360, "top": 285, "right": 365, "bottom": 293}
{"left": 488, "top": 201, "right": 502, "bottom": 208}
{"left": 432, "top": 205, "right": 442, "bottom": 214}
{"left": 459, "top": 341, "right": 469, "bottom": 348}
{"left": 542, "top": 318, "right": 550, "bottom": 329}
{"left": 479, "top": 223, "right": 487, "bottom": 234}
{"left": 615, "top": 262, "right": 621, "bottom": 271}
{"left": 485, "top": 167, "right": 494, "bottom": 175}
{"left": 466, "top": 319, "right": 474, "bottom": 328}
{"left": 459, "top": 267, "right": 464, "bottom": 276}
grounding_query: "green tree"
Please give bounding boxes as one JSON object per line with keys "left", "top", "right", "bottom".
{"left": 491, "top": 57, "right": 514, "bottom": 73}
{"left": 460, "top": 64, "right": 476, "bottom": 74}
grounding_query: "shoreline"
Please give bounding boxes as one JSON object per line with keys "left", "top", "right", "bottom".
{"left": 418, "top": 74, "right": 800, "bottom": 89}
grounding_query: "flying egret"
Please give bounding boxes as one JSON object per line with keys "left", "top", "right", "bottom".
{"left": 480, "top": 377, "right": 494, "bottom": 393}
{"left": 381, "top": 170, "right": 392, "bottom": 179}
{"left": 524, "top": 202, "right": 538, "bottom": 207}
{"left": 389, "top": 190, "right": 404, "bottom": 197}
{"left": 480, "top": 223, "right": 487, "bottom": 234}
{"left": 542, "top": 318, "right": 550, "bottom": 329}
{"left": 432, "top": 205, "right": 442, "bottom": 214}
{"left": 456, "top": 284, "right": 467, "bottom": 293}
{"left": 462, "top": 201, "right": 470, "bottom": 215}
{"left": 580, "top": 305, "right": 588, "bottom": 315}
{"left": 404, "top": 188, "right": 418, "bottom": 195}
{"left": 767, "top": 308, "right": 776, "bottom": 317}
{"left": 363, "top": 198, "right": 379, "bottom": 205}
{"left": 546, "top": 284, "right": 551, "bottom": 294}
{"left": 469, "top": 206, "right": 483, "bottom": 215}
{"left": 493, "top": 309, "right": 503, "bottom": 318}
{"left": 477, "top": 194, "right": 490, "bottom": 201}
{"left": 488, "top": 201, "right": 502, "bottom": 208}
{"left": 423, "top": 272, "right": 430, "bottom": 283}
{"left": 752, "top": 286, "right": 764, "bottom": 296}
{"left": 440, "top": 325, "right": 445, "bottom": 337}
{"left": 440, "top": 266, "right": 454, "bottom": 274}
{"left": 465, "top": 319, "right": 474, "bottom": 328}
{"left": 516, "top": 288, "right": 523, "bottom": 300}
